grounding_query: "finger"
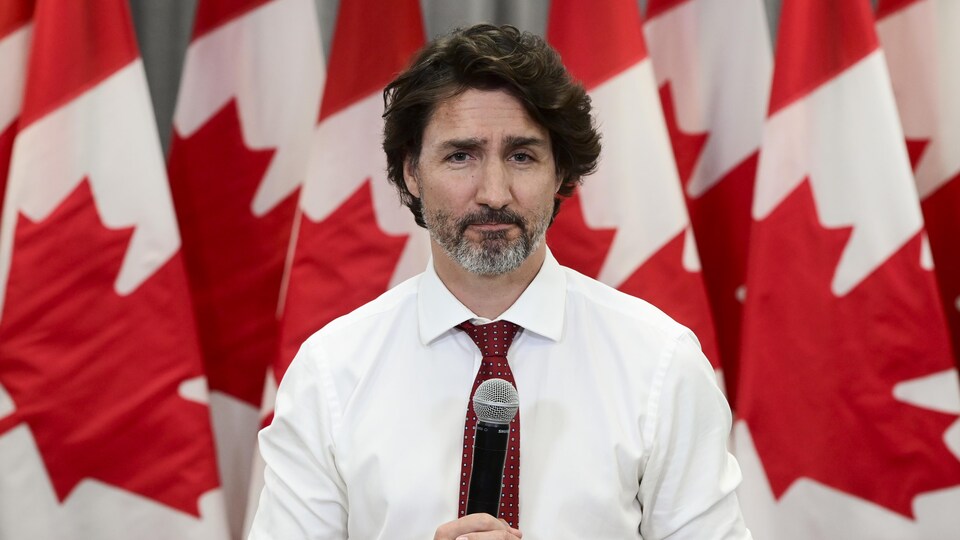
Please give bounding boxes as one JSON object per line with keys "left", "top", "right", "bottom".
{"left": 453, "top": 531, "right": 522, "bottom": 540}
{"left": 434, "top": 513, "right": 516, "bottom": 539}
{"left": 498, "top": 518, "right": 523, "bottom": 538}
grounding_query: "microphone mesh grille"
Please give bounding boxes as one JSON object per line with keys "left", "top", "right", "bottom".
{"left": 473, "top": 378, "right": 520, "bottom": 425}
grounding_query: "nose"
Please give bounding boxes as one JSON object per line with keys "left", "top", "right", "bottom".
{"left": 474, "top": 161, "right": 513, "bottom": 209}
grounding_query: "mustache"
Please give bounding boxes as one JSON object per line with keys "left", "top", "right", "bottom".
{"left": 456, "top": 208, "right": 525, "bottom": 234}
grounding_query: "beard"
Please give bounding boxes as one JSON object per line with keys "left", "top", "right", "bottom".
{"left": 423, "top": 204, "right": 551, "bottom": 276}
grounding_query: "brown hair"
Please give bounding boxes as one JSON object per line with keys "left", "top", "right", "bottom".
{"left": 382, "top": 23, "right": 601, "bottom": 227}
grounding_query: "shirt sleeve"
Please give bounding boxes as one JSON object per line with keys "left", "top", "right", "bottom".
{"left": 638, "top": 332, "right": 752, "bottom": 540}
{"left": 247, "top": 339, "right": 348, "bottom": 539}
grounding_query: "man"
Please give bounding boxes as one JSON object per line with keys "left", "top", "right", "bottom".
{"left": 249, "top": 24, "right": 751, "bottom": 539}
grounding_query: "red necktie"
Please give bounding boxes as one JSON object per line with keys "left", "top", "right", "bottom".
{"left": 456, "top": 320, "right": 522, "bottom": 527}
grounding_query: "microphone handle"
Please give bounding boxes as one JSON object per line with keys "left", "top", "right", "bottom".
{"left": 466, "top": 420, "right": 510, "bottom": 517}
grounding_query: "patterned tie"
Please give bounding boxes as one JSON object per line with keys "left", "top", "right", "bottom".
{"left": 456, "top": 320, "right": 522, "bottom": 528}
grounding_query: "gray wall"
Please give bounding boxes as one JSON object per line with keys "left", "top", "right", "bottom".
{"left": 127, "top": 0, "right": 795, "bottom": 155}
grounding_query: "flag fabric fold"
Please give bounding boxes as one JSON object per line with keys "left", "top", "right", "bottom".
{"left": 0, "top": 0, "right": 34, "bottom": 217}
{"left": 275, "top": 0, "right": 429, "bottom": 381}
{"left": 166, "top": 0, "right": 325, "bottom": 534}
{"left": 736, "top": 0, "right": 960, "bottom": 537}
{"left": 0, "top": 0, "right": 229, "bottom": 537}
{"left": 644, "top": 0, "right": 772, "bottom": 404}
{"left": 245, "top": 0, "right": 430, "bottom": 532}
{"left": 546, "top": 0, "right": 720, "bottom": 371}
{"left": 877, "top": 0, "right": 960, "bottom": 372}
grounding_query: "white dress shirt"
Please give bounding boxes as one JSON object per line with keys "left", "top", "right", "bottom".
{"left": 249, "top": 249, "right": 751, "bottom": 539}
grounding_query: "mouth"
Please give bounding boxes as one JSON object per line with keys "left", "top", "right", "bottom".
{"left": 456, "top": 208, "right": 525, "bottom": 239}
{"left": 467, "top": 222, "right": 516, "bottom": 232}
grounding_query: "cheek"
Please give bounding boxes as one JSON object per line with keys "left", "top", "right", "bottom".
{"left": 418, "top": 182, "right": 465, "bottom": 215}
{"left": 516, "top": 180, "right": 561, "bottom": 211}
{"left": 424, "top": 172, "right": 476, "bottom": 203}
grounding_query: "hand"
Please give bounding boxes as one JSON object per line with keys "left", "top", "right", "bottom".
{"left": 433, "top": 513, "right": 523, "bottom": 540}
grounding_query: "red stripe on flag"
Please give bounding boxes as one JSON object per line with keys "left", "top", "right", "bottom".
{"left": 19, "top": 0, "right": 139, "bottom": 128}
{"left": 547, "top": 0, "right": 647, "bottom": 89}
{"left": 645, "top": 0, "right": 691, "bottom": 21}
{"left": 191, "top": 0, "right": 274, "bottom": 39}
{"left": 768, "top": 0, "right": 878, "bottom": 116}
{"left": 318, "top": 0, "right": 424, "bottom": 121}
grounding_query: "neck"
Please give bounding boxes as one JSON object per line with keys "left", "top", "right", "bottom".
{"left": 432, "top": 243, "right": 546, "bottom": 320}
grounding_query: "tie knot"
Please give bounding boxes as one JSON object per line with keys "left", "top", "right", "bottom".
{"left": 457, "top": 320, "right": 521, "bottom": 358}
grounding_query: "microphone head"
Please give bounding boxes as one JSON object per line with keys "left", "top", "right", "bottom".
{"left": 473, "top": 378, "right": 519, "bottom": 425}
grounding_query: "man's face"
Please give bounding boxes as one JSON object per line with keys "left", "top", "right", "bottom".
{"left": 404, "top": 88, "right": 560, "bottom": 276}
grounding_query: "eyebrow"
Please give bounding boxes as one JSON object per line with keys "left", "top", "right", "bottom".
{"left": 504, "top": 135, "right": 549, "bottom": 149}
{"left": 437, "top": 135, "right": 549, "bottom": 151}
{"left": 439, "top": 137, "right": 485, "bottom": 151}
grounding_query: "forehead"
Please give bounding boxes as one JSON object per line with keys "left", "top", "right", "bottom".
{"left": 422, "top": 88, "right": 550, "bottom": 146}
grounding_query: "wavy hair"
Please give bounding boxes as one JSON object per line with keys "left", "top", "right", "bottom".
{"left": 382, "top": 23, "right": 601, "bottom": 227}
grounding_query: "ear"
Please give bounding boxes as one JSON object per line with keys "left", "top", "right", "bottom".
{"left": 403, "top": 156, "right": 421, "bottom": 198}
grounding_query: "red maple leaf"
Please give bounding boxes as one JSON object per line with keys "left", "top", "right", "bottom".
{"left": 658, "top": 82, "right": 710, "bottom": 190}
{"left": 660, "top": 80, "right": 757, "bottom": 403}
{"left": 898, "top": 134, "right": 960, "bottom": 370}
{"left": 904, "top": 137, "right": 930, "bottom": 172}
{"left": 167, "top": 100, "right": 297, "bottom": 407}
{"left": 739, "top": 179, "right": 960, "bottom": 516}
{"left": 276, "top": 180, "right": 408, "bottom": 377}
{"left": 922, "top": 171, "right": 960, "bottom": 371}
{"left": 0, "top": 180, "right": 219, "bottom": 516}
{"left": 547, "top": 191, "right": 616, "bottom": 280}
{"left": 683, "top": 155, "right": 756, "bottom": 401}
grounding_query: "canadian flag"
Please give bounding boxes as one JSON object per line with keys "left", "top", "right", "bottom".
{"left": 736, "top": 0, "right": 960, "bottom": 537}
{"left": 545, "top": 0, "right": 720, "bottom": 369}
{"left": 166, "top": 0, "right": 325, "bottom": 534}
{"left": 877, "top": 0, "right": 960, "bottom": 372}
{"left": 275, "top": 0, "right": 430, "bottom": 380}
{"left": 643, "top": 0, "right": 772, "bottom": 405}
{"left": 243, "top": 2, "right": 427, "bottom": 532}
{"left": 0, "top": 0, "right": 229, "bottom": 538}
{"left": 0, "top": 0, "right": 34, "bottom": 214}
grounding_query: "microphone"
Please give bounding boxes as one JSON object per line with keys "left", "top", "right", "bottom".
{"left": 466, "top": 378, "right": 520, "bottom": 518}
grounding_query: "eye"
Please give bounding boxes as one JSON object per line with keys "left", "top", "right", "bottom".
{"left": 511, "top": 151, "right": 535, "bottom": 163}
{"left": 447, "top": 151, "right": 470, "bottom": 162}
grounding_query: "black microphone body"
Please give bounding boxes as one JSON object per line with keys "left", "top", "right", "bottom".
{"left": 466, "top": 420, "right": 511, "bottom": 516}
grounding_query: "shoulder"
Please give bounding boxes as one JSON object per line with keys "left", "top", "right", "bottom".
{"left": 561, "top": 266, "right": 696, "bottom": 344}
{"left": 299, "top": 273, "right": 422, "bottom": 355}
{"left": 282, "top": 273, "right": 423, "bottom": 413}
{"left": 558, "top": 265, "right": 712, "bottom": 394}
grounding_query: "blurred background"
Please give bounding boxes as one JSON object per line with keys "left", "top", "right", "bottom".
{"left": 131, "top": 0, "right": 793, "bottom": 153}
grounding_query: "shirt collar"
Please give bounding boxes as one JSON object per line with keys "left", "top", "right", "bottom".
{"left": 417, "top": 247, "right": 566, "bottom": 345}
